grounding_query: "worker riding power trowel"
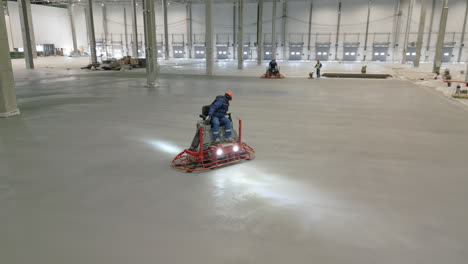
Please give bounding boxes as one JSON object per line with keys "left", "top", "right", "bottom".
{"left": 171, "top": 92, "right": 255, "bottom": 172}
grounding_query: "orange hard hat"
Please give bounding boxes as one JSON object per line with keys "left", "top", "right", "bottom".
{"left": 225, "top": 91, "right": 233, "bottom": 100}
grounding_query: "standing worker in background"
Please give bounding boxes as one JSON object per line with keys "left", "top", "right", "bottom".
{"left": 309, "top": 59, "right": 323, "bottom": 79}
{"left": 314, "top": 59, "right": 322, "bottom": 78}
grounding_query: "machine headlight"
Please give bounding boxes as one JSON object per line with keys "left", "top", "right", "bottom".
{"left": 233, "top": 145, "right": 239, "bottom": 152}
{"left": 216, "top": 148, "right": 223, "bottom": 156}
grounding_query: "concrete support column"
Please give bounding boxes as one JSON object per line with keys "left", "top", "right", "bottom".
{"left": 402, "top": 0, "right": 415, "bottom": 64}
{"left": 85, "top": 0, "right": 97, "bottom": 64}
{"left": 281, "top": 1, "right": 287, "bottom": 60}
{"left": 392, "top": 0, "right": 402, "bottom": 61}
{"left": 18, "top": 0, "right": 36, "bottom": 59}
{"left": 124, "top": 8, "right": 129, "bottom": 56}
{"left": 102, "top": 4, "right": 109, "bottom": 58}
{"left": 0, "top": 1, "right": 20, "bottom": 118}
{"left": 335, "top": 1, "right": 342, "bottom": 61}
{"left": 162, "top": 0, "right": 170, "bottom": 60}
{"left": 426, "top": 0, "right": 436, "bottom": 61}
{"left": 307, "top": 0, "right": 313, "bottom": 60}
{"left": 68, "top": 0, "right": 78, "bottom": 55}
{"left": 26, "top": 0, "right": 36, "bottom": 58}
{"left": 433, "top": 0, "right": 449, "bottom": 74}
{"left": 457, "top": 0, "right": 468, "bottom": 62}
{"left": 84, "top": 6, "right": 90, "bottom": 48}
{"left": 131, "top": 0, "right": 139, "bottom": 58}
{"left": 143, "top": 0, "right": 158, "bottom": 87}
{"left": 205, "top": 0, "right": 214, "bottom": 75}
{"left": 363, "top": 0, "right": 372, "bottom": 61}
{"left": 120, "top": 34, "right": 124, "bottom": 55}
{"left": 271, "top": 0, "right": 277, "bottom": 58}
{"left": 18, "top": 0, "right": 35, "bottom": 69}
{"left": 5, "top": 5, "right": 15, "bottom": 50}
{"left": 233, "top": 3, "right": 236, "bottom": 60}
{"left": 237, "top": 0, "right": 244, "bottom": 69}
{"left": 257, "top": 0, "right": 264, "bottom": 65}
{"left": 186, "top": 3, "right": 193, "bottom": 59}
{"left": 465, "top": 63, "right": 468, "bottom": 83}
{"left": 414, "top": 0, "right": 428, "bottom": 67}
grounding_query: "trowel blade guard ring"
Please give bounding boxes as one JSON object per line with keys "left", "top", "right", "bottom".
{"left": 171, "top": 120, "right": 255, "bottom": 172}
{"left": 261, "top": 73, "right": 285, "bottom": 79}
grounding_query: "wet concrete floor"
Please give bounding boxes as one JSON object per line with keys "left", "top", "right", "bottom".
{"left": 1, "top": 72, "right": 468, "bottom": 263}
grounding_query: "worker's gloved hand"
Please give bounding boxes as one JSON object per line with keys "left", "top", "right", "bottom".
{"left": 205, "top": 115, "right": 211, "bottom": 122}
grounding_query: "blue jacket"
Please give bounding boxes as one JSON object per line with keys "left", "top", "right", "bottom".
{"left": 269, "top": 60, "right": 277, "bottom": 68}
{"left": 208, "top": 95, "right": 230, "bottom": 117}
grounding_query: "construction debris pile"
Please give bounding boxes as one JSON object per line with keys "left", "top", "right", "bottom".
{"left": 81, "top": 56, "right": 144, "bottom": 71}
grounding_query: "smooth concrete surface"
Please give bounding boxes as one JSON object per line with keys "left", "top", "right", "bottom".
{"left": 10, "top": 56, "right": 468, "bottom": 79}
{"left": 2, "top": 70, "right": 468, "bottom": 263}
{"left": 10, "top": 57, "right": 468, "bottom": 109}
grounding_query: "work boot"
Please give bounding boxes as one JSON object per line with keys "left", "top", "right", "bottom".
{"left": 226, "top": 137, "right": 235, "bottom": 142}
{"left": 214, "top": 138, "right": 221, "bottom": 144}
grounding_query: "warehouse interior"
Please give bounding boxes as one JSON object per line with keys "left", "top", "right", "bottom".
{"left": 2, "top": 0, "right": 468, "bottom": 263}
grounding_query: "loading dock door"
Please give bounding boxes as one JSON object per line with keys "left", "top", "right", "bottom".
{"left": 289, "top": 45, "right": 303, "bottom": 60}
{"left": 243, "top": 47, "right": 250, "bottom": 60}
{"left": 372, "top": 48, "right": 387, "bottom": 61}
{"left": 264, "top": 45, "right": 272, "bottom": 60}
{"left": 157, "top": 45, "right": 163, "bottom": 58}
{"left": 442, "top": 43, "right": 455, "bottom": 63}
{"left": 372, "top": 43, "right": 389, "bottom": 61}
{"left": 173, "top": 45, "right": 184, "bottom": 58}
{"left": 194, "top": 46, "right": 205, "bottom": 59}
{"left": 42, "top": 44, "right": 55, "bottom": 56}
{"left": 216, "top": 46, "right": 229, "bottom": 59}
{"left": 315, "top": 43, "right": 330, "bottom": 61}
{"left": 343, "top": 43, "right": 359, "bottom": 61}
{"left": 405, "top": 46, "right": 416, "bottom": 62}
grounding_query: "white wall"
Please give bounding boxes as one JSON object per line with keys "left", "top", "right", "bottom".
{"left": 7, "top": 1, "right": 73, "bottom": 53}
{"left": 4, "top": 0, "right": 468, "bottom": 61}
